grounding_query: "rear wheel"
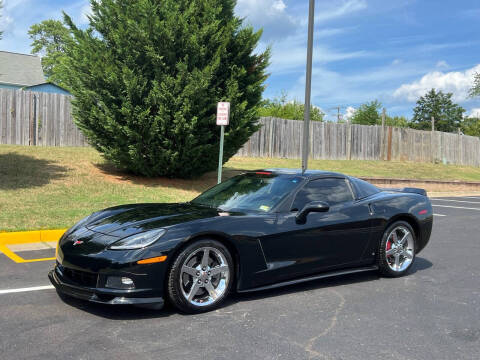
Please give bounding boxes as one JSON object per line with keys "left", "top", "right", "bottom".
{"left": 167, "top": 239, "right": 233, "bottom": 313}
{"left": 378, "top": 221, "right": 415, "bottom": 277}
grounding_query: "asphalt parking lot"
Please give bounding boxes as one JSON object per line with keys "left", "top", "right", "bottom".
{"left": 0, "top": 196, "right": 479, "bottom": 360}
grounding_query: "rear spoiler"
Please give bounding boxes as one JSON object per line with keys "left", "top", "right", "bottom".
{"left": 382, "top": 187, "right": 427, "bottom": 196}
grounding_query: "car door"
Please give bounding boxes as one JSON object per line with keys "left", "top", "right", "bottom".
{"left": 258, "top": 177, "right": 372, "bottom": 281}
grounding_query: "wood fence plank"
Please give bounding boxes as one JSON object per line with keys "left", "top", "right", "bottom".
{"left": 0, "top": 88, "right": 479, "bottom": 166}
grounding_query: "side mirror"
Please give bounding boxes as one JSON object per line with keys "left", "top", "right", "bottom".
{"left": 295, "top": 201, "right": 330, "bottom": 224}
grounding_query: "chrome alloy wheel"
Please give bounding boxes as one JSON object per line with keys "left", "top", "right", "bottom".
{"left": 179, "top": 247, "right": 230, "bottom": 307}
{"left": 385, "top": 226, "right": 414, "bottom": 272}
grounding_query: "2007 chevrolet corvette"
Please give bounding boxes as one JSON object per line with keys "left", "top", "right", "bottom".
{"left": 49, "top": 169, "right": 433, "bottom": 313}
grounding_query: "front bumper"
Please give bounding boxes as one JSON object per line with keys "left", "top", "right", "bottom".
{"left": 48, "top": 265, "right": 164, "bottom": 307}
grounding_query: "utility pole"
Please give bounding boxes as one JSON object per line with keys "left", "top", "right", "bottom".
{"left": 301, "top": 0, "right": 315, "bottom": 173}
{"left": 381, "top": 108, "right": 386, "bottom": 127}
{"left": 337, "top": 106, "right": 341, "bottom": 123}
{"left": 431, "top": 116, "right": 435, "bottom": 132}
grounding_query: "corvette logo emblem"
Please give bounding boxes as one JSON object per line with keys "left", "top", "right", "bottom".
{"left": 73, "top": 240, "right": 84, "bottom": 246}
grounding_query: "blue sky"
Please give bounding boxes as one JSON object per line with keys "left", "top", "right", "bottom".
{"left": 1, "top": 0, "right": 480, "bottom": 120}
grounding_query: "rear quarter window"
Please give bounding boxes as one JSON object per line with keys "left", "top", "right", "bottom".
{"left": 352, "top": 178, "right": 380, "bottom": 199}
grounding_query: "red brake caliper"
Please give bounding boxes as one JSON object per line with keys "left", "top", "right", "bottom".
{"left": 386, "top": 236, "right": 392, "bottom": 252}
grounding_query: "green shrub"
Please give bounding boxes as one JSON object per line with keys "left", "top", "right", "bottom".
{"left": 63, "top": 0, "right": 269, "bottom": 178}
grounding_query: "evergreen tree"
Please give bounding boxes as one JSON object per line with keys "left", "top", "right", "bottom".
{"left": 63, "top": 0, "right": 269, "bottom": 178}
{"left": 412, "top": 89, "right": 465, "bottom": 132}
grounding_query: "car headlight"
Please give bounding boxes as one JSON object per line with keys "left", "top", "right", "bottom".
{"left": 109, "top": 229, "right": 167, "bottom": 250}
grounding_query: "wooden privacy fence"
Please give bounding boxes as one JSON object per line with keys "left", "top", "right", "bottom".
{"left": 1, "top": 88, "right": 479, "bottom": 167}
{"left": 0, "top": 89, "right": 87, "bottom": 147}
{"left": 237, "top": 117, "right": 480, "bottom": 167}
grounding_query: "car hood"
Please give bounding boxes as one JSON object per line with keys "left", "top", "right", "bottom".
{"left": 84, "top": 203, "right": 220, "bottom": 238}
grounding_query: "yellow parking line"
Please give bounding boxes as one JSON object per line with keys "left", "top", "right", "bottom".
{"left": 0, "top": 229, "right": 67, "bottom": 263}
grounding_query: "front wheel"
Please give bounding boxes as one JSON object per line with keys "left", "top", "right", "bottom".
{"left": 167, "top": 239, "right": 233, "bottom": 314}
{"left": 378, "top": 221, "right": 416, "bottom": 277}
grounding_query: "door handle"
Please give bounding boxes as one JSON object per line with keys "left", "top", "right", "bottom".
{"left": 368, "top": 203, "right": 375, "bottom": 215}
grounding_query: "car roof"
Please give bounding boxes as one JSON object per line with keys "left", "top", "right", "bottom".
{"left": 252, "top": 168, "right": 348, "bottom": 178}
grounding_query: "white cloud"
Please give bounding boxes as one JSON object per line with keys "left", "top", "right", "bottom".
{"left": 436, "top": 60, "right": 449, "bottom": 69}
{"left": 280, "top": 59, "right": 439, "bottom": 111}
{"left": 393, "top": 64, "right": 480, "bottom": 102}
{"left": 270, "top": 38, "right": 370, "bottom": 74}
{"left": 470, "top": 108, "right": 480, "bottom": 118}
{"left": 316, "top": 27, "right": 353, "bottom": 38}
{"left": 0, "top": 14, "right": 14, "bottom": 34}
{"left": 272, "top": 0, "right": 286, "bottom": 12}
{"left": 344, "top": 106, "right": 356, "bottom": 120}
{"left": 79, "top": 3, "right": 92, "bottom": 25}
{"left": 236, "top": 0, "right": 297, "bottom": 40}
{"left": 315, "top": 0, "right": 367, "bottom": 23}
{"left": 0, "top": 0, "right": 90, "bottom": 54}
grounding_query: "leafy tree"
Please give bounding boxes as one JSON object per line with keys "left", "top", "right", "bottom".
{"left": 470, "top": 73, "right": 480, "bottom": 98}
{"left": 28, "top": 20, "right": 73, "bottom": 88}
{"left": 62, "top": 0, "right": 269, "bottom": 178}
{"left": 385, "top": 115, "right": 409, "bottom": 128}
{"left": 351, "top": 100, "right": 382, "bottom": 125}
{"left": 412, "top": 89, "right": 465, "bottom": 132}
{"left": 461, "top": 116, "right": 480, "bottom": 137}
{"left": 259, "top": 92, "right": 324, "bottom": 122}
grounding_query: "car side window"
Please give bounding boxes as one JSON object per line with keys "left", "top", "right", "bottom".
{"left": 291, "top": 178, "right": 354, "bottom": 211}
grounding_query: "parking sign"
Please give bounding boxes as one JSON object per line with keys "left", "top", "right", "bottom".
{"left": 216, "top": 102, "right": 230, "bottom": 126}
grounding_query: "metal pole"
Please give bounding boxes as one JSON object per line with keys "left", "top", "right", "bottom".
{"left": 302, "top": 0, "right": 315, "bottom": 173}
{"left": 381, "top": 108, "right": 386, "bottom": 160}
{"left": 217, "top": 125, "right": 225, "bottom": 184}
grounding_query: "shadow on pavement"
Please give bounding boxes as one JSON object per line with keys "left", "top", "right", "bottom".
{"left": 57, "top": 257, "right": 432, "bottom": 320}
{"left": 409, "top": 257, "right": 433, "bottom": 273}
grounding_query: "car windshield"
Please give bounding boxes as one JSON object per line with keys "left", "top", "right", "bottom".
{"left": 191, "top": 173, "right": 303, "bottom": 212}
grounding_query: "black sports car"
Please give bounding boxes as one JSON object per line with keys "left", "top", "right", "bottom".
{"left": 49, "top": 169, "right": 433, "bottom": 313}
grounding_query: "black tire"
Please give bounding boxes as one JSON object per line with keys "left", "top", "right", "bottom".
{"left": 167, "top": 239, "right": 234, "bottom": 314}
{"left": 378, "top": 221, "right": 416, "bottom": 277}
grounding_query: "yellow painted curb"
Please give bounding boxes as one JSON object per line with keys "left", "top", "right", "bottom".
{"left": 0, "top": 229, "right": 67, "bottom": 263}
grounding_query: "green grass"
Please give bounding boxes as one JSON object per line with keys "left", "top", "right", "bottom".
{"left": 1, "top": 145, "right": 480, "bottom": 232}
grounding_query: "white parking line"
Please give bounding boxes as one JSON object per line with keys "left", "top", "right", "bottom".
{"left": 434, "top": 213, "right": 446, "bottom": 217}
{"left": 0, "top": 285, "right": 54, "bottom": 295}
{"left": 432, "top": 199, "right": 480, "bottom": 204}
{"left": 432, "top": 205, "right": 480, "bottom": 211}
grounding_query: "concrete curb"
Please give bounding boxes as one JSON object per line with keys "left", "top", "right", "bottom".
{"left": 0, "top": 229, "right": 67, "bottom": 244}
{"left": 361, "top": 177, "right": 480, "bottom": 188}
{"left": 0, "top": 229, "right": 66, "bottom": 263}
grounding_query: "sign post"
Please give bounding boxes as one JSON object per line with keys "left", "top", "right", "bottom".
{"left": 216, "top": 102, "right": 230, "bottom": 184}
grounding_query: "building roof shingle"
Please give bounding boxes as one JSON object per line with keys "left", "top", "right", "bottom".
{"left": 0, "top": 51, "right": 45, "bottom": 86}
